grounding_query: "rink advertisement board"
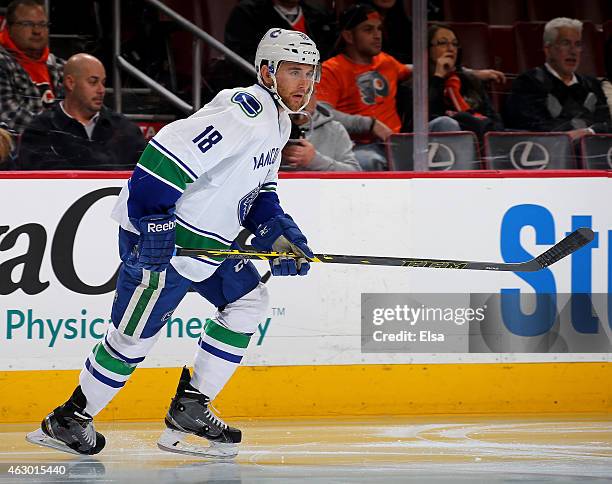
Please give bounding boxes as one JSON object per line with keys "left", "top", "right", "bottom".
{"left": 0, "top": 172, "right": 611, "bottom": 372}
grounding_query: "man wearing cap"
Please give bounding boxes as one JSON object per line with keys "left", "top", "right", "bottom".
{"left": 318, "top": 3, "right": 501, "bottom": 170}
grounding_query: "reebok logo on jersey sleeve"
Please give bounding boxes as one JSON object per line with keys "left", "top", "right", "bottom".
{"left": 253, "top": 148, "right": 280, "bottom": 170}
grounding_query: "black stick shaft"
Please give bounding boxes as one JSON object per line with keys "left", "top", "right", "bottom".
{"left": 175, "top": 228, "right": 594, "bottom": 273}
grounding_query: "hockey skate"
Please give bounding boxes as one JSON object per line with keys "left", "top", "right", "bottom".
{"left": 26, "top": 386, "right": 105, "bottom": 455}
{"left": 157, "top": 367, "right": 240, "bottom": 458}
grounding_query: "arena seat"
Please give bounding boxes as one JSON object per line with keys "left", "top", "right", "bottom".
{"left": 442, "top": 0, "right": 488, "bottom": 22}
{"left": 201, "top": 0, "right": 238, "bottom": 42}
{"left": 579, "top": 22, "right": 604, "bottom": 77}
{"left": 444, "top": 22, "right": 492, "bottom": 70}
{"left": 526, "top": 0, "right": 575, "bottom": 21}
{"left": 579, "top": 134, "right": 612, "bottom": 170}
{"left": 580, "top": 0, "right": 612, "bottom": 24}
{"left": 488, "top": 0, "right": 527, "bottom": 25}
{"left": 490, "top": 26, "right": 518, "bottom": 74}
{"left": 604, "top": 20, "right": 612, "bottom": 42}
{"left": 484, "top": 132, "right": 576, "bottom": 170}
{"left": 513, "top": 22, "right": 545, "bottom": 73}
{"left": 443, "top": 0, "right": 527, "bottom": 24}
{"left": 387, "top": 132, "right": 482, "bottom": 171}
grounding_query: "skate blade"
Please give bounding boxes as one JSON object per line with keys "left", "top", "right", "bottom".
{"left": 26, "top": 428, "right": 82, "bottom": 456}
{"left": 157, "top": 428, "right": 238, "bottom": 459}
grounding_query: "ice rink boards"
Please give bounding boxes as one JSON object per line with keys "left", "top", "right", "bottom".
{"left": 0, "top": 414, "right": 610, "bottom": 483}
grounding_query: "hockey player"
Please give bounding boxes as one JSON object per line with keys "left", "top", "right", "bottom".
{"left": 27, "top": 28, "right": 320, "bottom": 458}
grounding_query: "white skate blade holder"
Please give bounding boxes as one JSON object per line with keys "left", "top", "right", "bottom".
{"left": 26, "top": 428, "right": 83, "bottom": 456}
{"left": 158, "top": 428, "right": 238, "bottom": 459}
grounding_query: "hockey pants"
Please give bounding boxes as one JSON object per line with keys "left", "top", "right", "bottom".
{"left": 78, "top": 253, "right": 267, "bottom": 417}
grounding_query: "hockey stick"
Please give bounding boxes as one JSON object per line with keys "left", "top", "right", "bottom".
{"left": 175, "top": 227, "right": 594, "bottom": 272}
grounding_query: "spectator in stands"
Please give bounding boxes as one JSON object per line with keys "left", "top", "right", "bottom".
{"left": 318, "top": 3, "right": 459, "bottom": 171}
{"left": 18, "top": 53, "right": 145, "bottom": 170}
{"left": 0, "top": 0, "right": 64, "bottom": 133}
{"left": 506, "top": 17, "right": 611, "bottom": 139}
{"left": 225, "top": 0, "right": 336, "bottom": 63}
{"left": 363, "top": 0, "right": 413, "bottom": 64}
{"left": 428, "top": 24, "right": 503, "bottom": 139}
{"left": 281, "top": 92, "right": 360, "bottom": 171}
{"left": 602, "top": 36, "right": 612, "bottom": 118}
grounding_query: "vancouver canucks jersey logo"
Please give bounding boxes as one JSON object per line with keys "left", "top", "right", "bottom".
{"left": 231, "top": 91, "right": 263, "bottom": 117}
{"left": 237, "top": 185, "right": 261, "bottom": 224}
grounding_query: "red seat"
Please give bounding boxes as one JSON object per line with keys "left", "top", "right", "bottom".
{"left": 202, "top": 0, "right": 239, "bottom": 45}
{"left": 577, "top": 0, "right": 609, "bottom": 24}
{"left": 442, "top": 0, "right": 488, "bottom": 22}
{"left": 526, "top": 0, "right": 575, "bottom": 21}
{"left": 513, "top": 21, "right": 545, "bottom": 73}
{"left": 443, "top": 22, "right": 492, "bottom": 70}
{"left": 488, "top": 0, "right": 527, "bottom": 25}
{"left": 604, "top": 20, "right": 612, "bottom": 42}
{"left": 579, "top": 22, "right": 604, "bottom": 77}
{"left": 490, "top": 25, "right": 518, "bottom": 74}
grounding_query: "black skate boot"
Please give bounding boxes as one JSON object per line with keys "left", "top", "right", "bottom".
{"left": 157, "top": 367, "right": 240, "bottom": 458}
{"left": 26, "top": 386, "right": 105, "bottom": 455}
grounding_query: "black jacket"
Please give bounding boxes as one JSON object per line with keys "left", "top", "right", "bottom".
{"left": 505, "top": 65, "right": 611, "bottom": 133}
{"left": 429, "top": 72, "right": 503, "bottom": 131}
{"left": 18, "top": 103, "right": 146, "bottom": 170}
{"left": 224, "top": 0, "right": 336, "bottom": 63}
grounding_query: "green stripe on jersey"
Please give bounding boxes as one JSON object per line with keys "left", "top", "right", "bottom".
{"left": 93, "top": 342, "right": 136, "bottom": 376}
{"left": 260, "top": 186, "right": 277, "bottom": 192}
{"left": 175, "top": 224, "right": 230, "bottom": 261}
{"left": 204, "top": 319, "right": 251, "bottom": 348}
{"left": 124, "top": 271, "right": 161, "bottom": 336}
{"left": 138, "top": 144, "right": 193, "bottom": 190}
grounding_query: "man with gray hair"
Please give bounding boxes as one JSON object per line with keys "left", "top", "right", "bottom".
{"left": 506, "top": 17, "right": 611, "bottom": 139}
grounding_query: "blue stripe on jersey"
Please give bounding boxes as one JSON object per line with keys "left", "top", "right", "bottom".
{"left": 149, "top": 139, "right": 198, "bottom": 181}
{"left": 85, "top": 359, "right": 126, "bottom": 388}
{"left": 190, "top": 256, "right": 221, "bottom": 267}
{"left": 104, "top": 335, "right": 146, "bottom": 364}
{"left": 127, "top": 166, "right": 181, "bottom": 219}
{"left": 242, "top": 191, "right": 284, "bottom": 233}
{"left": 262, "top": 181, "right": 277, "bottom": 188}
{"left": 176, "top": 215, "right": 234, "bottom": 244}
{"left": 198, "top": 339, "right": 243, "bottom": 363}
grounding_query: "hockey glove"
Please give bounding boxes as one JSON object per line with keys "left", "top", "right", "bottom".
{"left": 131, "top": 213, "right": 176, "bottom": 272}
{"left": 251, "top": 214, "right": 313, "bottom": 276}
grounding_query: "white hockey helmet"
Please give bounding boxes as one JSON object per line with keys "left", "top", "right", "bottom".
{"left": 255, "top": 28, "right": 321, "bottom": 113}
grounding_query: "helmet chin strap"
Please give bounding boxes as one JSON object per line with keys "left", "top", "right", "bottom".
{"left": 268, "top": 72, "right": 314, "bottom": 115}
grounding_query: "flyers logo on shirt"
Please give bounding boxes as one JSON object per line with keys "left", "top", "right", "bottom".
{"left": 36, "top": 82, "right": 55, "bottom": 107}
{"left": 356, "top": 71, "right": 389, "bottom": 105}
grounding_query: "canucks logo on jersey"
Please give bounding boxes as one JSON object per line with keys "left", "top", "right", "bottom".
{"left": 237, "top": 185, "right": 261, "bottom": 225}
{"left": 231, "top": 92, "right": 263, "bottom": 118}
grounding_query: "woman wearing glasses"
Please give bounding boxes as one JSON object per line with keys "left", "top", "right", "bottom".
{"left": 427, "top": 24, "right": 503, "bottom": 139}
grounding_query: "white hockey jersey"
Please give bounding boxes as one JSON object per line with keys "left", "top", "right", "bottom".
{"left": 112, "top": 84, "right": 292, "bottom": 281}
